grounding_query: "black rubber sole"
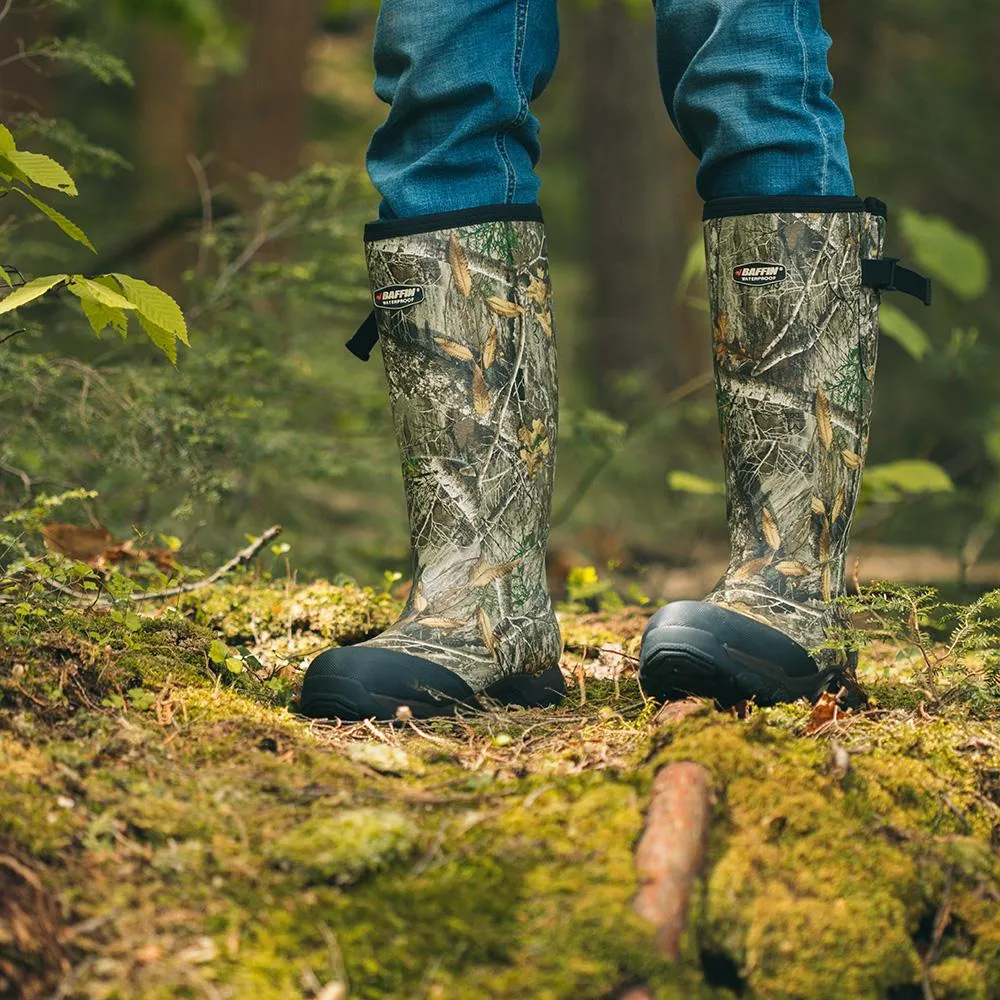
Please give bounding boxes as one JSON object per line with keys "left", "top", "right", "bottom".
{"left": 639, "top": 600, "right": 839, "bottom": 709}
{"left": 299, "top": 644, "right": 565, "bottom": 721}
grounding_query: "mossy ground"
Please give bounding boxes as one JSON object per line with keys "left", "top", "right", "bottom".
{"left": 1, "top": 579, "right": 998, "bottom": 1000}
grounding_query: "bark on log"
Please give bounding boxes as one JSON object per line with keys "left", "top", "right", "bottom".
{"left": 632, "top": 760, "right": 712, "bottom": 960}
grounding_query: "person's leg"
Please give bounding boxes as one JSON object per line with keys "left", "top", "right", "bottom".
{"left": 303, "top": 2, "right": 566, "bottom": 720}
{"left": 639, "top": 1, "right": 931, "bottom": 708}
{"left": 653, "top": 0, "right": 853, "bottom": 199}
{"left": 367, "top": 0, "right": 560, "bottom": 219}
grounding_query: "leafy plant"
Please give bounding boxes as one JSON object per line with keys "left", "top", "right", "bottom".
{"left": 0, "top": 124, "right": 189, "bottom": 362}
{"left": 828, "top": 582, "right": 1000, "bottom": 713}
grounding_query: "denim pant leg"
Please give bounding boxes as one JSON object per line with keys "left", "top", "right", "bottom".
{"left": 654, "top": 0, "right": 854, "bottom": 200}
{"left": 367, "top": 0, "right": 559, "bottom": 220}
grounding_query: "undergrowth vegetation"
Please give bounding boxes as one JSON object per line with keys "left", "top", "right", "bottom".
{"left": 1, "top": 525, "right": 998, "bottom": 999}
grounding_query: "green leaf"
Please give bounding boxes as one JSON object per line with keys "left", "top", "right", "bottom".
{"left": 112, "top": 273, "right": 188, "bottom": 344}
{"left": 0, "top": 274, "right": 67, "bottom": 315}
{"left": 0, "top": 125, "right": 15, "bottom": 154}
{"left": 137, "top": 313, "right": 178, "bottom": 364}
{"left": 68, "top": 276, "right": 136, "bottom": 311}
{"left": 677, "top": 236, "right": 707, "bottom": 297}
{"left": 0, "top": 154, "right": 31, "bottom": 186}
{"left": 67, "top": 275, "right": 134, "bottom": 337}
{"left": 0, "top": 266, "right": 11, "bottom": 288}
{"left": 16, "top": 189, "right": 95, "bottom": 252}
{"left": 667, "top": 470, "right": 725, "bottom": 495}
{"left": 864, "top": 460, "right": 954, "bottom": 500}
{"left": 224, "top": 656, "right": 245, "bottom": 674}
{"left": 75, "top": 294, "right": 129, "bottom": 340}
{"left": 879, "top": 303, "right": 931, "bottom": 361}
{"left": 208, "top": 639, "right": 229, "bottom": 664}
{"left": 900, "top": 210, "right": 990, "bottom": 301}
{"left": 3, "top": 150, "right": 77, "bottom": 195}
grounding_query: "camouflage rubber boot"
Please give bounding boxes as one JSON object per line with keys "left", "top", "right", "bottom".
{"left": 640, "top": 196, "right": 931, "bottom": 708}
{"left": 301, "top": 206, "right": 564, "bottom": 720}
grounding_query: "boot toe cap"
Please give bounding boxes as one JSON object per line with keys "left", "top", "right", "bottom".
{"left": 300, "top": 645, "right": 479, "bottom": 721}
{"left": 640, "top": 600, "right": 830, "bottom": 707}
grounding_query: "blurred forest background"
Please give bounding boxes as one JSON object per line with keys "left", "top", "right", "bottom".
{"left": 1, "top": 0, "right": 997, "bottom": 604}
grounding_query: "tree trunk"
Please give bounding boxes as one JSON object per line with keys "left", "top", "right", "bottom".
{"left": 134, "top": 26, "right": 198, "bottom": 296}
{"left": 213, "top": 0, "right": 321, "bottom": 191}
{"left": 0, "top": 6, "right": 56, "bottom": 117}
{"left": 577, "top": 0, "right": 702, "bottom": 416}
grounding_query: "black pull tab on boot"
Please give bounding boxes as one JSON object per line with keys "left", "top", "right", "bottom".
{"left": 345, "top": 309, "right": 379, "bottom": 360}
{"left": 862, "top": 258, "right": 933, "bottom": 306}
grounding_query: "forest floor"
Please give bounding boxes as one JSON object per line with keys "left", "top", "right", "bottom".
{"left": 1, "top": 576, "right": 998, "bottom": 1000}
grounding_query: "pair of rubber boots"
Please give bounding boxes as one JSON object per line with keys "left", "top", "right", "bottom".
{"left": 301, "top": 197, "right": 931, "bottom": 721}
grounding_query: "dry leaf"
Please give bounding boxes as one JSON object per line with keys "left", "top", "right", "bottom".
{"left": 822, "top": 564, "right": 832, "bottom": 603}
{"left": 537, "top": 310, "right": 553, "bottom": 338}
{"left": 761, "top": 508, "right": 781, "bottom": 551}
{"left": 486, "top": 296, "right": 524, "bottom": 318}
{"left": 482, "top": 325, "right": 497, "bottom": 369}
{"left": 472, "top": 364, "right": 490, "bottom": 416}
{"left": 815, "top": 388, "right": 833, "bottom": 450}
{"left": 434, "top": 337, "right": 474, "bottom": 362}
{"left": 774, "top": 560, "right": 812, "bottom": 577}
{"left": 810, "top": 496, "right": 827, "bottom": 516}
{"left": 841, "top": 449, "right": 862, "bottom": 470}
{"left": 831, "top": 485, "right": 846, "bottom": 522}
{"left": 806, "top": 690, "right": 842, "bottom": 734}
{"left": 416, "top": 616, "right": 467, "bottom": 630}
{"left": 41, "top": 522, "right": 115, "bottom": 564}
{"left": 476, "top": 606, "right": 496, "bottom": 653}
{"left": 412, "top": 582, "right": 428, "bottom": 613}
{"left": 468, "top": 557, "right": 519, "bottom": 587}
{"left": 731, "top": 555, "right": 773, "bottom": 581}
{"left": 449, "top": 232, "right": 473, "bottom": 297}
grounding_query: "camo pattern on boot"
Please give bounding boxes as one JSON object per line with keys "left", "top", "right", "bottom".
{"left": 359, "top": 218, "right": 561, "bottom": 692}
{"left": 704, "top": 207, "right": 885, "bottom": 678}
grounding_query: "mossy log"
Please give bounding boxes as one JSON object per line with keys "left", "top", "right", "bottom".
{"left": 1, "top": 579, "right": 997, "bottom": 999}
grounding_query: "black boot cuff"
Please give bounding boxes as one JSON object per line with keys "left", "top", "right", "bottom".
{"left": 703, "top": 195, "right": 886, "bottom": 221}
{"left": 365, "top": 204, "right": 544, "bottom": 242}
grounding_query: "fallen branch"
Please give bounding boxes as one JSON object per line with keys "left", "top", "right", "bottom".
{"left": 633, "top": 760, "right": 713, "bottom": 960}
{"left": 36, "top": 526, "right": 283, "bottom": 607}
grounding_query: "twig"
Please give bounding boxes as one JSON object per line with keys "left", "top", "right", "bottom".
{"left": 0, "top": 460, "right": 32, "bottom": 499}
{"left": 186, "top": 153, "right": 215, "bottom": 278}
{"left": 37, "top": 526, "right": 282, "bottom": 607}
{"left": 0, "top": 327, "right": 26, "bottom": 347}
{"left": 131, "top": 525, "right": 282, "bottom": 602}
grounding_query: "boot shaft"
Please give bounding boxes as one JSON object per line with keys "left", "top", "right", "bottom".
{"left": 705, "top": 200, "right": 886, "bottom": 610}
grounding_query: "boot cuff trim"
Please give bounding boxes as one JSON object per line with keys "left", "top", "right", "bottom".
{"left": 365, "top": 204, "right": 543, "bottom": 241}
{"left": 703, "top": 195, "right": 878, "bottom": 220}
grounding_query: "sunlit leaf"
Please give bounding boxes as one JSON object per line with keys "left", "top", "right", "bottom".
{"left": 863, "top": 460, "right": 953, "bottom": 500}
{"left": 0, "top": 274, "right": 67, "bottom": 315}
{"left": 16, "top": 190, "right": 95, "bottom": 251}
{"left": 879, "top": 302, "right": 931, "bottom": 360}
{"left": 68, "top": 276, "right": 136, "bottom": 310}
{"left": 667, "top": 470, "right": 724, "bottom": 495}
{"left": 113, "top": 273, "right": 189, "bottom": 344}
{"left": 677, "top": 236, "right": 706, "bottom": 297}
{"left": 3, "top": 149, "right": 78, "bottom": 194}
{"left": 137, "top": 313, "right": 178, "bottom": 364}
{"left": 900, "top": 209, "right": 989, "bottom": 300}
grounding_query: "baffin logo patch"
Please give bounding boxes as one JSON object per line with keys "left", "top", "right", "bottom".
{"left": 732, "top": 262, "right": 786, "bottom": 287}
{"left": 373, "top": 284, "right": 424, "bottom": 309}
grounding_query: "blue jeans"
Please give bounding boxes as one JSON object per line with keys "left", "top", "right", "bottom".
{"left": 367, "top": 0, "right": 854, "bottom": 220}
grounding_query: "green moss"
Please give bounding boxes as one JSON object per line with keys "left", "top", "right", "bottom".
{"left": 268, "top": 808, "right": 419, "bottom": 885}
{"left": 2, "top": 583, "right": 998, "bottom": 999}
